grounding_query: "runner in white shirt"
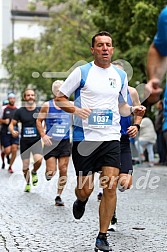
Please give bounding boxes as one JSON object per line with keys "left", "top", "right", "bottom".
{"left": 55, "top": 31, "right": 145, "bottom": 252}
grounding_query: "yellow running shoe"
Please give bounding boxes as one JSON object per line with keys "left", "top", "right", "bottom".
{"left": 31, "top": 172, "right": 38, "bottom": 186}
{"left": 24, "top": 184, "right": 31, "bottom": 192}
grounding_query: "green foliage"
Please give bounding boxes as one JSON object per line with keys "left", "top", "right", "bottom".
{"left": 87, "top": 0, "right": 166, "bottom": 86}
{"left": 2, "top": 0, "right": 97, "bottom": 99}
{"left": 2, "top": 0, "right": 166, "bottom": 100}
{"left": 2, "top": 38, "right": 52, "bottom": 98}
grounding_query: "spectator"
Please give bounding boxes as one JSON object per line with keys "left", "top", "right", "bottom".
{"left": 135, "top": 117, "right": 157, "bottom": 166}
{"left": 154, "top": 100, "right": 166, "bottom": 165}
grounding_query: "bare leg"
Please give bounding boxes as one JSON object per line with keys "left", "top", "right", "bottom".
{"left": 99, "top": 166, "right": 119, "bottom": 233}
{"left": 22, "top": 159, "right": 30, "bottom": 184}
{"left": 32, "top": 153, "right": 42, "bottom": 173}
{"left": 57, "top": 156, "right": 69, "bottom": 195}
{"left": 75, "top": 174, "right": 95, "bottom": 201}
{"left": 45, "top": 156, "right": 57, "bottom": 180}
{"left": 9, "top": 144, "right": 18, "bottom": 167}
{"left": 118, "top": 173, "right": 132, "bottom": 190}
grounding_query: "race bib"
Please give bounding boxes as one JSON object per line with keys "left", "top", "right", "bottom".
{"left": 88, "top": 109, "right": 113, "bottom": 128}
{"left": 51, "top": 124, "right": 69, "bottom": 137}
{"left": 48, "top": 113, "right": 70, "bottom": 138}
{"left": 23, "top": 127, "right": 37, "bottom": 137}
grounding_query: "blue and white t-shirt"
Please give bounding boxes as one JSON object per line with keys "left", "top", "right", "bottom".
{"left": 59, "top": 61, "right": 128, "bottom": 141}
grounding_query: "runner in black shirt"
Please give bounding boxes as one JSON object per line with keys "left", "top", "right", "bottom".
{"left": 9, "top": 89, "right": 43, "bottom": 192}
{"left": 0, "top": 93, "right": 19, "bottom": 173}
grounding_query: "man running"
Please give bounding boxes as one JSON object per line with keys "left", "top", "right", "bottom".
{"left": 0, "top": 93, "right": 19, "bottom": 173}
{"left": 9, "top": 89, "right": 43, "bottom": 192}
{"left": 0, "top": 99, "right": 10, "bottom": 169}
{"left": 36, "top": 80, "right": 71, "bottom": 206}
{"left": 55, "top": 31, "right": 145, "bottom": 251}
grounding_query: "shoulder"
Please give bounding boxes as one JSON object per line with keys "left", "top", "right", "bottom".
{"left": 128, "top": 86, "right": 138, "bottom": 97}
{"left": 14, "top": 107, "right": 23, "bottom": 114}
{"left": 41, "top": 101, "right": 49, "bottom": 108}
{"left": 39, "top": 101, "right": 49, "bottom": 112}
{"left": 158, "top": 7, "right": 167, "bottom": 26}
{"left": 128, "top": 86, "right": 137, "bottom": 94}
{"left": 128, "top": 86, "right": 140, "bottom": 105}
{"left": 160, "top": 6, "right": 167, "bottom": 17}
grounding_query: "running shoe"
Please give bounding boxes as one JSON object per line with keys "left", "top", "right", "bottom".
{"left": 73, "top": 198, "right": 88, "bottom": 219}
{"left": 45, "top": 173, "right": 52, "bottom": 181}
{"left": 117, "top": 182, "right": 126, "bottom": 192}
{"left": 108, "top": 211, "right": 117, "bottom": 232}
{"left": 24, "top": 184, "right": 31, "bottom": 192}
{"left": 1, "top": 162, "right": 5, "bottom": 169}
{"left": 111, "top": 211, "right": 117, "bottom": 225}
{"left": 31, "top": 171, "right": 38, "bottom": 186}
{"left": 8, "top": 167, "right": 14, "bottom": 173}
{"left": 55, "top": 196, "right": 64, "bottom": 206}
{"left": 6, "top": 155, "right": 10, "bottom": 164}
{"left": 95, "top": 234, "right": 112, "bottom": 251}
{"left": 97, "top": 192, "right": 103, "bottom": 201}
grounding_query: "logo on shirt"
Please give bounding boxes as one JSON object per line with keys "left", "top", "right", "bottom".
{"left": 109, "top": 78, "right": 116, "bottom": 88}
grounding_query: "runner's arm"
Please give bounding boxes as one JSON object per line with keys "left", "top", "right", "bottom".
{"left": 9, "top": 119, "right": 19, "bottom": 137}
{"left": 119, "top": 103, "right": 146, "bottom": 117}
{"left": 36, "top": 102, "right": 49, "bottom": 138}
{"left": 55, "top": 93, "right": 91, "bottom": 119}
{"left": 129, "top": 86, "right": 144, "bottom": 125}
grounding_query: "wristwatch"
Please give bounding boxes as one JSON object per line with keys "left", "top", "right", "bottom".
{"left": 130, "top": 106, "right": 134, "bottom": 115}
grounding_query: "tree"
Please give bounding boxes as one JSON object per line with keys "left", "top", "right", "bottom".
{"left": 2, "top": 0, "right": 97, "bottom": 99}
{"left": 87, "top": 0, "right": 166, "bottom": 87}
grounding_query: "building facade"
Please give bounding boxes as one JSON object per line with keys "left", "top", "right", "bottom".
{"left": 0, "top": 0, "right": 59, "bottom": 104}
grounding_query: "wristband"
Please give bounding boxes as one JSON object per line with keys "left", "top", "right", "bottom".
{"left": 133, "top": 124, "right": 140, "bottom": 131}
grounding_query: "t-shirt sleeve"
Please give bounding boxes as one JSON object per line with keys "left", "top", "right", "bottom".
{"left": 59, "top": 67, "right": 81, "bottom": 98}
{"left": 13, "top": 109, "right": 20, "bottom": 121}
{"left": 153, "top": 6, "right": 167, "bottom": 56}
{"left": 118, "top": 74, "right": 128, "bottom": 104}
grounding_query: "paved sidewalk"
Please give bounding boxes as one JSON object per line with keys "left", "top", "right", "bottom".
{"left": 0, "top": 155, "right": 167, "bottom": 252}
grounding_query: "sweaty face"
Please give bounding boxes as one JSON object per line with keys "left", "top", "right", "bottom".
{"left": 91, "top": 35, "right": 114, "bottom": 68}
{"left": 24, "top": 90, "right": 35, "bottom": 104}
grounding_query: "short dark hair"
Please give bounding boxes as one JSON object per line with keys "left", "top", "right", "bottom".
{"left": 91, "top": 31, "right": 112, "bottom": 47}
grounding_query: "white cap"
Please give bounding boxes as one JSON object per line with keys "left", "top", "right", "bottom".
{"left": 8, "top": 93, "right": 16, "bottom": 98}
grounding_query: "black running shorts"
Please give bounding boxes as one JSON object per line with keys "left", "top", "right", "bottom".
{"left": 72, "top": 140, "right": 120, "bottom": 176}
{"left": 20, "top": 138, "right": 43, "bottom": 160}
{"left": 43, "top": 139, "right": 71, "bottom": 160}
{"left": 120, "top": 135, "right": 133, "bottom": 175}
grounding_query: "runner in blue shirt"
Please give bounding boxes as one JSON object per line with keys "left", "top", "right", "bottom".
{"left": 146, "top": 6, "right": 167, "bottom": 104}
{"left": 36, "top": 80, "right": 72, "bottom": 206}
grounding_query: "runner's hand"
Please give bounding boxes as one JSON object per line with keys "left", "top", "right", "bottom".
{"left": 74, "top": 107, "right": 91, "bottom": 119}
{"left": 42, "top": 135, "right": 52, "bottom": 146}
{"left": 11, "top": 130, "right": 19, "bottom": 138}
{"left": 145, "top": 79, "right": 163, "bottom": 104}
